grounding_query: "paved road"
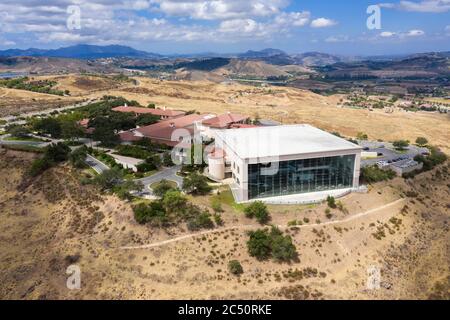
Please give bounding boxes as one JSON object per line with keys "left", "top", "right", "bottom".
{"left": 136, "top": 165, "right": 183, "bottom": 193}
{"left": 0, "top": 99, "right": 98, "bottom": 127}
{"left": 85, "top": 154, "right": 110, "bottom": 174}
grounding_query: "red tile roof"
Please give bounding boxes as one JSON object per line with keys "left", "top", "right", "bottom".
{"left": 201, "top": 113, "right": 249, "bottom": 128}
{"left": 133, "top": 113, "right": 213, "bottom": 146}
{"left": 119, "top": 131, "right": 142, "bottom": 142}
{"left": 112, "top": 106, "right": 185, "bottom": 118}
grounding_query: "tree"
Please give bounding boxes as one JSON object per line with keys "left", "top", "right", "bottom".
{"left": 356, "top": 132, "right": 368, "bottom": 140}
{"left": 147, "top": 103, "right": 156, "bottom": 109}
{"left": 415, "top": 137, "right": 428, "bottom": 147}
{"left": 91, "top": 120, "right": 120, "bottom": 147}
{"left": 45, "top": 143, "right": 71, "bottom": 162}
{"left": 162, "top": 151, "right": 174, "bottom": 167}
{"left": 152, "top": 179, "right": 177, "bottom": 197}
{"left": 133, "top": 201, "right": 167, "bottom": 226}
{"left": 69, "top": 146, "right": 88, "bottom": 169}
{"left": 136, "top": 114, "right": 160, "bottom": 127}
{"left": 270, "top": 227, "right": 297, "bottom": 262}
{"left": 182, "top": 172, "right": 212, "bottom": 195}
{"left": 33, "top": 118, "right": 62, "bottom": 138}
{"left": 93, "top": 168, "right": 124, "bottom": 190}
{"left": 244, "top": 201, "right": 270, "bottom": 224}
{"left": 228, "top": 260, "right": 243, "bottom": 275}
{"left": 162, "top": 190, "right": 187, "bottom": 214}
{"left": 247, "top": 229, "right": 272, "bottom": 260}
{"left": 114, "top": 180, "right": 143, "bottom": 201}
{"left": 146, "top": 154, "right": 162, "bottom": 169}
{"left": 61, "top": 120, "right": 84, "bottom": 141}
{"left": 27, "top": 143, "right": 70, "bottom": 177}
{"left": 393, "top": 140, "right": 409, "bottom": 151}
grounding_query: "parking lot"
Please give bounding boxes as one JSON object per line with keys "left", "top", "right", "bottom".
{"left": 359, "top": 141, "right": 429, "bottom": 168}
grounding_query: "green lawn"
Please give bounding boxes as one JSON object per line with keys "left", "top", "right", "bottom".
{"left": 0, "top": 144, "right": 44, "bottom": 153}
{"left": 211, "top": 187, "right": 246, "bottom": 212}
{"left": 4, "top": 136, "right": 47, "bottom": 142}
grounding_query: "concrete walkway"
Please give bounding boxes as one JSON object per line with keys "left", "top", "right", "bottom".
{"left": 120, "top": 198, "right": 406, "bottom": 250}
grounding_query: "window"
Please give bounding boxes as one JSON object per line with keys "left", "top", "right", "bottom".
{"left": 237, "top": 166, "right": 240, "bottom": 174}
{"left": 247, "top": 155, "right": 355, "bottom": 200}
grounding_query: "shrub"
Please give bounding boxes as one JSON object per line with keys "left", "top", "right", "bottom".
{"left": 361, "top": 165, "right": 396, "bottom": 183}
{"left": 393, "top": 140, "right": 410, "bottom": 151}
{"left": 247, "top": 227, "right": 297, "bottom": 262}
{"left": 326, "top": 196, "right": 336, "bottom": 209}
{"left": 415, "top": 137, "right": 428, "bottom": 147}
{"left": 228, "top": 260, "right": 243, "bottom": 275}
{"left": 28, "top": 157, "right": 53, "bottom": 177}
{"left": 247, "top": 229, "right": 272, "bottom": 260}
{"left": 213, "top": 214, "right": 224, "bottom": 226}
{"left": 136, "top": 162, "right": 156, "bottom": 173}
{"left": 244, "top": 201, "right": 270, "bottom": 224}
{"left": 152, "top": 179, "right": 177, "bottom": 197}
{"left": 187, "top": 212, "right": 214, "bottom": 231}
{"left": 116, "top": 145, "right": 152, "bottom": 159}
{"left": 356, "top": 132, "right": 368, "bottom": 140}
{"left": 162, "top": 190, "right": 187, "bottom": 214}
{"left": 211, "top": 198, "right": 224, "bottom": 213}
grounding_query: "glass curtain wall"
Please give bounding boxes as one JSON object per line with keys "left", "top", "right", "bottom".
{"left": 248, "top": 155, "right": 355, "bottom": 200}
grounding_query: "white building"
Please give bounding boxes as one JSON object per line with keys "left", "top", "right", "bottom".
{"left": 208, "top": 124, "right": 362, "bottom": 203}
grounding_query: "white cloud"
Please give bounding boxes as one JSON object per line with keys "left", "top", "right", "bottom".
{"left": 406, "top": 29, "right": 425, "bottom": 36}
{"left": 381, "top": 0, "right": 450, "bottom": 13}
{"left": 325, "top": 35, "right": 350, "bottom": 43}
{"left": 310, "top": 17, "right": 337, "bottom": 28}
{"left": 150, "top": 0, "right": 288, "bottom": 20}
{"left": 380, "top": 31, "right": 396, "bottom": 37}
{"left": 274, "top": 11, "right": 310, "bottom": 27}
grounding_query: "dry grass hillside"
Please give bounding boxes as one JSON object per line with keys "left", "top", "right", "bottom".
{"left": 90, "top": 77, "right": 450, "bottom": 153}
{"left": 0, "top": 87, "right": 79, "bottom": 117}
{"left": 0, "top": 149, "right": 448, "bottom": 300}
{"left": 2, "top": 74, "right": 448, "bottom": 155}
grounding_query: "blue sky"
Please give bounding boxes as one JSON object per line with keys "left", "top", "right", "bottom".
{"left": 0, "top": 0, "right": 449, "bottom": 55}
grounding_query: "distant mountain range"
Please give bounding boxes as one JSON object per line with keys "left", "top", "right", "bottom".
{"left": 0, "top": 44, "right": 163, "bottom": 59}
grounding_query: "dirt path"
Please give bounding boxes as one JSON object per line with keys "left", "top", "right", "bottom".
{"left": 120, "top": 198, "right": 405, "bottom": 250}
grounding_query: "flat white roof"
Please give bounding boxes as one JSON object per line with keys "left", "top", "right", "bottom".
{"left": 215, "top": 124, "right": 361, "bottom": 160}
